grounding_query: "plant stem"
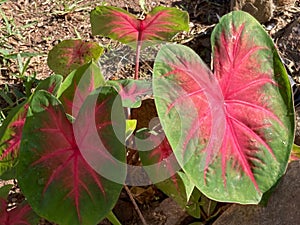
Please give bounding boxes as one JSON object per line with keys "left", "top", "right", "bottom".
{"left": 106, "top": 211, "right": 122, "bottom": 225}
{"left": 127, "top": 32, "right": 147, "bottom": 225}
{"left": 134, "top": 39, "right": 142, "bottom": 80}
{"left": 124, "top": 185, "right": 148, "bottom": 225}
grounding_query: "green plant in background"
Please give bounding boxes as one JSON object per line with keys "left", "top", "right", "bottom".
{"left": 0, "top": 2, "right": 37, "bottom": 45}
{"left": 51, "top": 0, "right": 100, "bottom": 17}
{"left": 0, "top": 4, "right": 295, "bottom": 225}
{"left": 0, "top": 51, "right": 41, "bottom": 114}
{"left": 0, "top": 2, "right": 41, "bottom": 108}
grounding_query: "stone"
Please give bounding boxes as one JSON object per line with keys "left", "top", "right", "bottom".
{"left": 154, "top": 198, "right": 188, "bottom": 225}
{"left": 230, "top": 0, "right": 297, "bottom": 23}
{"left": 274, "top": 0, "right": 296, "bottom": 6}
{"left": 212, "top": 161, "right": 300, "bottom": 225}
{"left": 231, "top": 0, "right": 274, "bottom": 23}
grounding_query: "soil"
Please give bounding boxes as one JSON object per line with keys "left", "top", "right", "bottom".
{"left": 0, "top": 0, "right": 300, "bottom": 225}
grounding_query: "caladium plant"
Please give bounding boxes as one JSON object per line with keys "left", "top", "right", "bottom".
{"left": 153, "top": 11, "right": 294, "bottom": 203}
{"left": 0, "top": 4, "right": 296, "bottom": 225}
{"left": 0, "top": 5, "right": 190, "bottom": 224}
{"left": 90, "top": 5, "right": 189, "bottom": 79}
{"left": 90, "top": 5, "right": 189, "bottom": 46}
{"left": 47, "top": 39, "right": 103, "bottom": 76}
{"left": 17, "top": 89, "right": 125, "bottom": 225}
{"left": 57, "top": 61, "right": 105, "bottom": 117}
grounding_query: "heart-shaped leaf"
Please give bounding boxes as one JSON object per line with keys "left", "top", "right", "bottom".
{"left": 17, "top": 89, "right": 126, "bottom": 225}
{"left": 47, "top": 40, "right": 103, "bottom": 76}
{"left": 90, "top": 6, "right": 189, "bottom": 48}
{"left": 58, "top": 61, "right": 105, "bottom": 118}
{"left": 153, "top": 11, "right": 294, "bottom": 203}
{"left": 107, "top": 79, "right": 152, "bottom": 108}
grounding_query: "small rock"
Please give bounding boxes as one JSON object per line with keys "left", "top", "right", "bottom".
{"left": 274, "top": 0, "right": 296, "bottom": 6}
{"left": 231, "top": 0, "right": 274, "bottom": 23}
{"left": 154, "top": 198, "right": 189, "bottom": 225}
{"left": 212, "top": 161, "right": 300, "bottom": 225}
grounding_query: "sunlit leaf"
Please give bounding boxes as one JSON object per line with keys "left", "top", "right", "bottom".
{"left": 90, "top": 6, "right": 189, "bottom": 48}
{"left": 126, "top": 119, "right": 137, "bottom": 141}
{"left": 58, "top": 61, "right": 105, "bottom": 118}
{"left": 47, "top": 39, "right": 103, "bottom": 76}
{"left": 153, "top": 11, "right": 294, "bottom": 203}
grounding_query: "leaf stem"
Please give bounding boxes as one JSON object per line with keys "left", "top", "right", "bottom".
{"left": 124, "top": 185, "right": 148, "bottom": 225}
{"left": 129, "top": 30, "right": 147, "bottom": 225}
{"left": 134, "top": 40, "right": 142, "bottom": 80}
{"left": 106, "top": 211, "right": 122, "bottom": 225}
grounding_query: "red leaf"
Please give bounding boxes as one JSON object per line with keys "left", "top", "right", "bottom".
{"left": 212, "top": 22, "right": 281, "bottom": 189}
{"left": 90, "top": 6, "right": 189, "bottom": 48}
{"left": 0, "top": 116, "right": 25, "bottom": 161}
{"left": 17, "top": 89, "right": 125, "bottom": 225}
{"left": 58, "top": 62, "right": 105, "bottom": 117}
{"left": 137, "top": 126, "right": 180, "bottom": 186}
{"left": 149, "top": 137, "right": 179, "bottom": 187}
{"left": 47, "top": 40, "right": 103, "bottom": 76}
{"left": 153, "top": 11, "right": 294, "bottom": 203}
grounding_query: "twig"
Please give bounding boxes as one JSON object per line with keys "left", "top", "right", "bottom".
{"left": 124, "top": 185, "right": 148, "bottom": 225}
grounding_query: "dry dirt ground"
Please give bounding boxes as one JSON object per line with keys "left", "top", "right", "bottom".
{"left": 0, "top": 0, "right": 300, "bottom": 225}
